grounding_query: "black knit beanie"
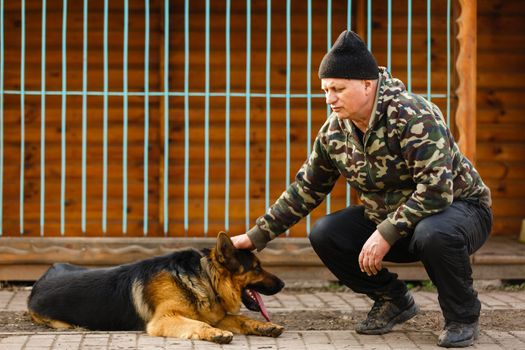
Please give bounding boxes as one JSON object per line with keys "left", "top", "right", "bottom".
{"left": 318, "top": 30, "right": 379, "bottom": 80}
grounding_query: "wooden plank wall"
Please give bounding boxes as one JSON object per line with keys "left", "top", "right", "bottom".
{"left": 476, "top": 0, "right": 525, "bottom": 237}
{"left": 3, "top": 0, "right": 517, "bottom": 238}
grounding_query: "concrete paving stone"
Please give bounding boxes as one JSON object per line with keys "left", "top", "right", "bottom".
{"left": 262, "top": 295, "right": 284, "bottom": 309}
{"left": 305, "top": 345, "right": 336, "bottom": 350}
{"left": 52, "top": 334, "right": 82, "bottom": 350}
{"left": 382, "top": 332, "right": 419, "bottom": 349}
{"left": 412, "top": 292, "right": 440, "bottom": 311}
{"left": 405, "top": 331, "right": 439, "bottom": 346}
{"left": 510, "top": 330, "right": 525, "bottom": 341}
{"left": 511, "top": 292, "right": 525, "bottom": 303}
{"left": 0, "top": 336, "right": 28, "bottom": 345}
{"left": 488, "top": 292, "right": 523, "bottom": 307}
{"left": 337, "top": 295, "right": 372, "bottom": 311}
{"left": 300, "top": 331, "right": 332, "bottom": 344}
{"left": 5, "top": 292, "right": 28, "bottom": 312}
{"left": 275, "top": 332, "right": 306, "bottom": 349}
{"left": 478, "top": 294, "right": 509, "bottom": 309}
{"left": 325, "top": 331, "right": 360, "bottom": 345}
{"left": 108, "top": 334, "right": 137, "bottom": 349}
{"left": 25, "top": 335, "right": 55, "bottom": 347}
{"left": 295, "top": 294, "right": 326, "bottom": 308}
{"left": 52, "top": 342, "right": 80, "bottom": 350}
{"left": 246, "top": 335, "right": 277, "bottom": 346}
{"left": 0, "top": 291, "right": 15, "bottom": 311}
{"left": 227, "top": 335, "right": 249, "bottom": 347}
{"left": 191, "top": 341, "right": 225, "bottom": 350}
{"left": 0, "top": 345, "right": 24, "bottom": 350}
{"left": 483, "top": 330, "right": 525, "bottom": 349}
{"left": 137, "top": 335, "right": 165, "bottom": 345}
{"left": 314, "top": 293, "right": 353, "bottom": 310}
{"left": 273, "top": 294, "right": 303, "bottom": 309}
{"left": 471, "top": 344, "right": 505, "bottom": 350}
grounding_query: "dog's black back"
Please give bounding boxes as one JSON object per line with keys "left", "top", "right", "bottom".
{"left": 28, "top": 248, "right": 206, "bottom": 331}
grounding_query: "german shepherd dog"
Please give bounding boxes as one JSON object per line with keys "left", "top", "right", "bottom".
{"left": 28, "top": 232, "right": 285, "bottom": 343}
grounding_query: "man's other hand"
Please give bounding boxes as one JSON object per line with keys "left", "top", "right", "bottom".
{"left": 230, "top": 233, "right": 256, "bottom": 250}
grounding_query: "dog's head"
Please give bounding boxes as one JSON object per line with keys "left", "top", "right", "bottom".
{"left": 213, "top": 232, "right": 285, "bottom": 320}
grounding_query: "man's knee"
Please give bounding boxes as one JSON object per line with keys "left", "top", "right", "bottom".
{"left": 412, "top": 219, "right": 465, "bottom": 258}
{"left": 308, "top": 216, "right": 333, "bottom": 250}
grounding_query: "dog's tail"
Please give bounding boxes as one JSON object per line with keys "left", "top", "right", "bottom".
{"left": 41, "top": 263, "right": 88, "bottom": 280}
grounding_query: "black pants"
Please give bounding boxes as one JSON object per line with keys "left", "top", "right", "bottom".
{"left": 308, "top": 199, "right": 492, "bottom": 323}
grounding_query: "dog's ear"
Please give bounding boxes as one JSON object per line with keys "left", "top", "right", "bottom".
{"left": 216, "top": 232, "right": 240, "bottom": 272}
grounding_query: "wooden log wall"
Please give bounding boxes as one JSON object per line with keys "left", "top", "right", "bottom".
{"left": 476, "top": 0, "right": 525, "bottom": 237}
{"left": 2, "top": 0, "right": 517, "bottom": 239}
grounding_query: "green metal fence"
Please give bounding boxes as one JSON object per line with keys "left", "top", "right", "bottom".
{"left": 0, "top": 0, "right": 454, "bottom": 237}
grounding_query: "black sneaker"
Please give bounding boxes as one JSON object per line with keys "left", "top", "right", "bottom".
{"left": 437, "top": 320, "right": 479, "bottom": 348}
{"left": 355, "top": 291, "right": 419, "bottom": 335}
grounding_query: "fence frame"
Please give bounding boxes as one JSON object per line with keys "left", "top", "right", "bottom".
{"left": 0, "top": 0, "right": 477, "bottom": 281}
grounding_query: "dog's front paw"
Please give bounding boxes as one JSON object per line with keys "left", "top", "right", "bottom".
{"left": 206, "top": 328, "right": 234, "bottom": 344}
{"left": 256, "top": 322, "right": 284, "bottom": 337}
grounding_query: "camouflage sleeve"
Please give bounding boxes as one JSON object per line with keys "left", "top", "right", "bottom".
{"left": 247, "top": 121, "right": 341, "bottom": 251}
{"left": 377, "top": 101, "right": 454, "bottom": 245}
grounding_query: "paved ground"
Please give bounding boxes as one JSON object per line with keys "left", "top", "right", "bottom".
{"left": 1, "top": 289, "right": 525, "bottom": 349}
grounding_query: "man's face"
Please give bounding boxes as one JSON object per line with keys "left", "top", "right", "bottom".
{"left": 321, "top": 78, "right": 370, "bottom": 120}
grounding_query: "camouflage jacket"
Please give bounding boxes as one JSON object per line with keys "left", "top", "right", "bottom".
{"left": 247, "top": 68, "right": 492, "bottom": 251}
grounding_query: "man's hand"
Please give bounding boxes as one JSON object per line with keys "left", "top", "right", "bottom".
{"left": 359, "top": 230, "right": 391, "bottom": 276}
{"left": 230, "top": 234, "right": 255, "bottom": 250}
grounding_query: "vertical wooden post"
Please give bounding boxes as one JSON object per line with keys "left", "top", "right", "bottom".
{"left": 455, "top": 0, "right": 477, "bottom": 163}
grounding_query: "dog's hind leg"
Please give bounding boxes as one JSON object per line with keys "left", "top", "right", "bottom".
{"left": 216, "top": 314, "right": 284, "bottom": 337}
{"left": 146, "top": 314, "right": 233, "bottom": 344}
{"left": 29, "top": 311, "right": 74, "bottom": 330}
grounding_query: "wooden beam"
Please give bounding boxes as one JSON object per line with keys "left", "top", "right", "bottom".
{"left": 455, "top": 0, "right": 477, "bottom": 163}
{"left": 0, "top": 236, "right": 523, "bottom": 282}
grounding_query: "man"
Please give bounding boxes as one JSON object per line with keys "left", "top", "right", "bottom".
{"left": 231, "top": 30, "right": 492, "bottom": 348}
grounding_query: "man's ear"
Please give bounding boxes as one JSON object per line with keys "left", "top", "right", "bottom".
{"left": 216, "top": 232, "right": 240, "bottom": 271}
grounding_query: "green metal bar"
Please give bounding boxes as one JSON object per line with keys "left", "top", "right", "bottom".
{"left": 427, "top": 0, "right": 431, "bottom": 101}
{"left": 40, "top": 0, "right": 47, "bottom": 236}
{"left": 143, "top": 0, "right": 150, "bottom": 235}
{"left": 81, "top": 0, "right": 88, "bottom": 234}
{"left": 2, "top": 90, "right": 449, "bottom": 99}
{"left": 245, "top": 0, "right": 251, "bottom": 231}
{"left": 306, "top": 0, "right": 312, "bottom": 234}
{"left": 367, "top": 0, "right": 371, "bottom": 49}
{"left": 183, "top": 0, "right": 190, "bottom": 232}
{"left": 285, "top": 0, "right": 291, "bottom": 193}
{"left": 122, "top": 0, "right": 129, "bottom": 234}
{"left": 446, "top": 0, "right": 451, "bottom": 125}
{"left": 387, "top": 0, "right": 392, "bottom": 72}
{"left": 163, "top": 0, "right": 169, "bottom": 235}
{"left": 20, "top": 0, "right": 26, "bottom": 234}
{"left": 347, "top": 0, "right": 352, "bottom": 30}
{"left": 60, "top": 0, "right": 68, "bottom": 235}
{"left": 224, "top": 0, "right": 230, "bottom": 231}
{"left": 265, "top": 0, "right": 271, "bottom": 210}
{"left": 102, "top": 0, "right": 108, "bottom": 234}
{"left": 325, "top": 0, "right": 331, "bottom": 215}
{"left": 407, "top": 0, "right": 412, "bottom": 92}
{"left": 346, "top": 0, "right": 352, "bottom": 207}
{"left": 204, "top": 0, "right": 210, "bottom": 235}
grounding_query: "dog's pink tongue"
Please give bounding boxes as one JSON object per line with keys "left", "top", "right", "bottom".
{"left": 252, "top": 290, "right": 271, "bottom": 322}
